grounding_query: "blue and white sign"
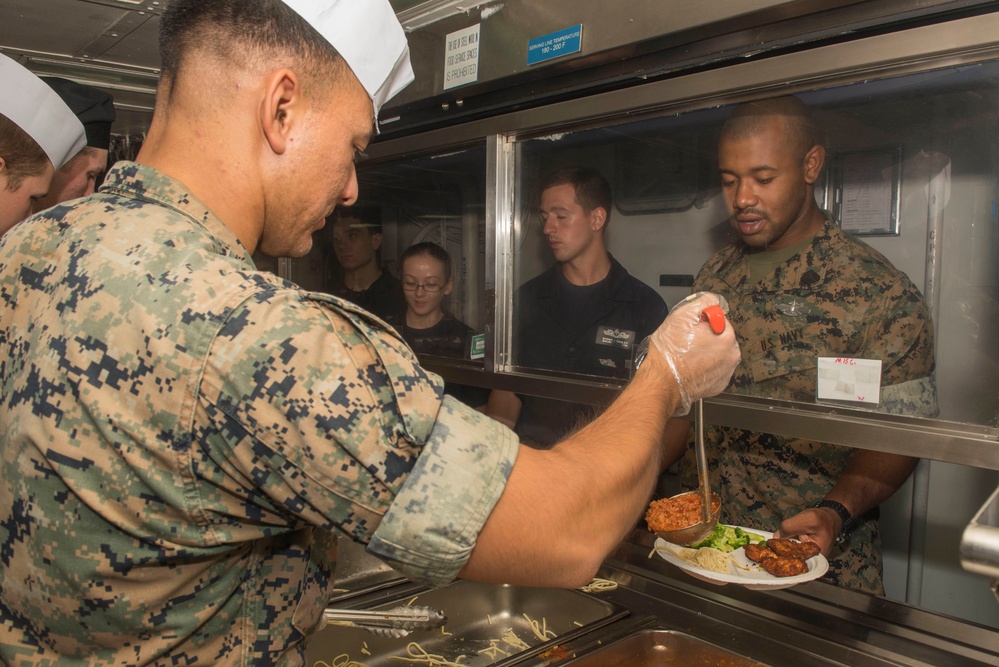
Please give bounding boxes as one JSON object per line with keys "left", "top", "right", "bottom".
{"left": 527, "top": 24, "right": 583, "bottom": 66}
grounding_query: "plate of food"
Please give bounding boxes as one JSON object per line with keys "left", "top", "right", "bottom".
{"left": 652, "top": 524, "right": 829, "bottom": 590}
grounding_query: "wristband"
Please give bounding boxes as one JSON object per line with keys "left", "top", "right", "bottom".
{"left": 813, "top": 499, "right": 856, "bottom": 544}
{"left": 633, "top": 335, "right": 651, "bottom": 371}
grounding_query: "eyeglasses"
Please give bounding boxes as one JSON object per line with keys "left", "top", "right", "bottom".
{"left": 402, "top": 282, "right": 443, "bottom": 293}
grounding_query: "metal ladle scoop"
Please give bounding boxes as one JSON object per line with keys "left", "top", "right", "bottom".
{"left": 655, "top": 304, "right": 726, "bottom": 546}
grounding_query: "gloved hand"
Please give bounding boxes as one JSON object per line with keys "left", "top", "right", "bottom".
{"left": 647, "top": 291, "right": 741, "bottom": 416}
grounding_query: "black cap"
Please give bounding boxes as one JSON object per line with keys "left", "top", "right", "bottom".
{"left": 42, "top": 77, "right": 116, "bottom": 150}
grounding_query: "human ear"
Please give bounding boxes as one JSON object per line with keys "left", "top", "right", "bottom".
{"left": 803, "top": 144, "right": 826, "bottom": 184}
{"left": 260, "top": 68, "right": 300, "bottom": 156}
{"left": 591, "top": 206, "right": 608, "bottom": 232}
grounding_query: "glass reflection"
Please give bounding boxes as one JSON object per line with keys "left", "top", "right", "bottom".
{"left": 508, "top": 61, "right": 999, "bottom": 619}
{"left": 512, "top": 62, "right": 999, "bottom": 429}
{"left": 670, "top": 95, "right": 936, "bottom": 596}
{"left": 489, "top": 165, "right": 668, "bottom": 447}
{"left": 328, "top": 205, "right": 406, "bottom": 322}
{"left": 395, "top": 241, "right": 489, "bottom": 408}
{"left": 288, "top": 145, "right": 490, "bottom": 408}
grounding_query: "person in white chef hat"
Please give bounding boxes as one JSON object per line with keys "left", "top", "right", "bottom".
{"left": 32, "top": 77, "right": 117, "bottom": 210}
{"left": 0, "top": 1, "right": 739, "bottom": 665}
{"left": 0, "top": 53, "right": 85, "bottom": 235}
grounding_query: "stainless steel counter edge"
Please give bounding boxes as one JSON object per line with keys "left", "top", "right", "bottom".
{"left": 590, "top": 534, "right": 999, "bottom": 666}
{"left": 421, "top": 356, "right": 999, "bottom": 471}
{"left": 319, "top": 536, "right": 999, "bottom": 666}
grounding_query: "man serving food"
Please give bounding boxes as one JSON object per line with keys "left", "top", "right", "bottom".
{"left": 0, "top": 1, "right": 740, "bottom": 663}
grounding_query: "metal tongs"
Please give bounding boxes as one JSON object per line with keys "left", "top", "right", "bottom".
{"left": 319, "top": 605, "right": 448, "bottom": 638}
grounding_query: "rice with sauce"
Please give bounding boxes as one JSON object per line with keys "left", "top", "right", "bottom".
{"left": 645, "top": 493, "right": 719, "bottom": 532}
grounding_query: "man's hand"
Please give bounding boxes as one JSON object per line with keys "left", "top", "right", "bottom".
{"left": 774, "top": 450, "right": 919, "bottom": 558}
{"left": 463, "top": 291, "right": 742, "bottom": 588}
{"left": 646, "top": 291, "right": 741, "bottom": 416}
{"left": 775, "top": 507, "right": 840, "bottom": 556}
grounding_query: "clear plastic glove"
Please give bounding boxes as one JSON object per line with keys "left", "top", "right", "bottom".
{"left": 648, "top": 291, "right": 741, "bottom": 416}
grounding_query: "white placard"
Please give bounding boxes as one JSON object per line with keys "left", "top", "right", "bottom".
{"left": 837, "top": 149, "right": 898, "bottom": 235}
{"left": 443, "top": 24, "right": 480, "bottom": 91}
{"left": 816, "top": 357, "right": 882, "bottom": 405}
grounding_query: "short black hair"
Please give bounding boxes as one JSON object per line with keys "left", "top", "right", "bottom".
{"left": 159, "top": 0, "right": 343, "bottom": 84}
{"left": 540, "top": 165, "right": 613, "bottom": 226}
{"left": 721, "top": 96, "right": 821, "bottom": 161}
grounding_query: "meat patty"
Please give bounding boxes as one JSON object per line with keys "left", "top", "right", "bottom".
{"left": 745, "top": 540, "right": 813, "bottom": 578}
{"left": 766, "top": 537, "right": 821, "bottom": 560}
{"left": 760, "top": 555, "right": 809, "bottom": 578}
{"left": 744, "top": 542, "right": 777, "bottom": 563}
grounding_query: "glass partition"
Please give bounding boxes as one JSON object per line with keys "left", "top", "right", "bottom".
{"left": 510, "top": 61, "right": 999, "bottom": 429}
{"left": 499, "top": 53, "right": 999, "bottom": 626}
{"left": 286, "top": 144, "right": 490, "bottom": 409}
{"left": 275, "top": 23, "right": 999, "bottom": 626}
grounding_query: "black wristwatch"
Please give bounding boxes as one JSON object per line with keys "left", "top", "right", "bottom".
{"left": 633, "top": 335, "right": 651, "bottom": 371}
{"left": 813, "top": 499, "right": 856, "bottom": 544}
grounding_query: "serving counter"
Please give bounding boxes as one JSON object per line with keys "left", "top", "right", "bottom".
{"left": 306, "top": 533, "right": 999, "bottom": 666}
{"left": 596, "top": 533, "right": 999, "bottom": 667}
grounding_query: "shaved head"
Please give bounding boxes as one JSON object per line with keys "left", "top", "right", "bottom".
{"left": 159, "top": 0, "right": 349, "bottom": 103}
{"left": 720, "top": 96, "right": 821, "bottom": 163}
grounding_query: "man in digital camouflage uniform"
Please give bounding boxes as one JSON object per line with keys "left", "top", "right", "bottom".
{"left": 0, "top": 1, "right": 741, "bottom": 664}
{"left": 662, "top": 96, "right": 937, "bottom": 595}
{"left": 667, "top": 97, "right": 937, "bottom": 594}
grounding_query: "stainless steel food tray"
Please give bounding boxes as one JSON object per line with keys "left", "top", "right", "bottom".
{"left": 328, "top": 536, "right": 407, "bottom": 603}
{"left": 305, "top": 579, "right": 627, "bottom": 666}
{"left": 561, "top": 628, "right": 770, "bottom": 667}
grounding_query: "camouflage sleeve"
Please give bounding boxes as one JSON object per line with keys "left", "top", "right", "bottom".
{"left": 369, "top": 395, "right": 519, "bottom": 586}
{"left": 881, "top": 377, "right": 938, "bottom": 417}
{"left": 197, "top": 287, "right": 518, "bottom": 556}
{"left": 692, "top": 247, "right": 735, "bottom": 293}
{"left": 864, "top": 276, "right": 938, "bottom": 415}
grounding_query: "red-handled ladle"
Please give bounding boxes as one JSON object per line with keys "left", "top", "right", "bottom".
{"left": 656, "top": 303, "right": 727, "bottom": 546}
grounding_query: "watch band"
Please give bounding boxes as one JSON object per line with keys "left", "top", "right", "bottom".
{"left": 813, "top": 499, "right": 856, "bottom": 544}
{"left": 633, "top": 335, "right": 651, "bottom": 371}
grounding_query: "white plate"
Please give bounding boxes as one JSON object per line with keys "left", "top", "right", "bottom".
{"left": 653, "top": 525, "right": 829, "bottom": 590}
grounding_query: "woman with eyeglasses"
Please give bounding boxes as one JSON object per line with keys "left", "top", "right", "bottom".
{"left": 395, "top": 241, "right": 489, "bottom": 409}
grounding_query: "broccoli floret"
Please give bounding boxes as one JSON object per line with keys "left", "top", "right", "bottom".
{"left": 692, "top": 524, "right": 730, "bottom": 551}
{"left": 735, "top": 527, "right": 766, "bottom": 544}
{"left": 693, "top": 525, "right": 767, "bottom": 552}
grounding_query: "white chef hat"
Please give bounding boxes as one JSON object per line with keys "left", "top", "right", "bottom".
{"left": 280, "top": 0, "right": 414, "bottom": 122}
{"left": 0, "top": 54, "right": 86, "bottom": 169}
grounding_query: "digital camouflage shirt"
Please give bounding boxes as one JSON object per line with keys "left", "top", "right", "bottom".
{"left": 683, "top": 220, "right": 937, "bottom": 594}
{"left": 0, "top": 162, "right": 519, "bottom": 666}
